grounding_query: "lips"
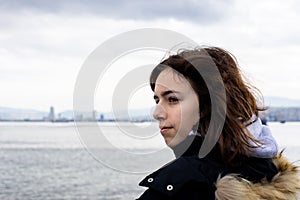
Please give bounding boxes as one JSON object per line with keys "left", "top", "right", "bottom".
{"left": 160, "top": 126, "right": 173, "bottom": 134}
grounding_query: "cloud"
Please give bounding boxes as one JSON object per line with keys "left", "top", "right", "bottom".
{"left": 0, "top": 0, "right": 234, "bottom": 23}
{"left": 0, "top": 0, "right": 300, "bottom": 112}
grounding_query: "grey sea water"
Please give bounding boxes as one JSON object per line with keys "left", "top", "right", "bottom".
{"left": 0, "top": 122, "right": 299, "bottom": 200}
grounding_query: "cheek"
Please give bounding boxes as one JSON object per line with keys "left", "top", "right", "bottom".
{"left": 192, "top": 106, "right": 200, "bottom": 123}
{"left": 170, "top": 107, "right": 182, "bottom": 125}
{"left": 182, "top": 101, "right": 199, "bottom": 123}
{"left": 175, "top": 104, "right": 199, "bottom": 132}
{"left": 182, "top": 108, "right": 199, "bottom": 127}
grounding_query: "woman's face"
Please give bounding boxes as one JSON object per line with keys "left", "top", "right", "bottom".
{"left": 153, "top": 67, "right": 200, "bottom": 147}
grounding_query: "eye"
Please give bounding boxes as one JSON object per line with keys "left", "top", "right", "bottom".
{"left": 168, "top": 97, "right": 179, "bottom": 103}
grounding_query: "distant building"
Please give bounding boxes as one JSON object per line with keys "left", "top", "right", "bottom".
{"left": 48, "top": 106, "right": 55, "bottom": 122}
{"left": 92, "top": 110, "right": 97, "bottom": 121}
{"left": 100, "top": 114, "right": 104, "bottom": 121}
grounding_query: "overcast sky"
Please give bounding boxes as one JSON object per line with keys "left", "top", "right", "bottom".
{"left": 0, "top": 0, "right": 299, "bottom": 112}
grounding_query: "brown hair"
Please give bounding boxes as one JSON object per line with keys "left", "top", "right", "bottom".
{"left": 150, "top": 47, "right": 265, "bottom": 164}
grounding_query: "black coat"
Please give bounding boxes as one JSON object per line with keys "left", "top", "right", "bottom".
{"left": 136, "top": 136, "right": 278, "bottom": 200}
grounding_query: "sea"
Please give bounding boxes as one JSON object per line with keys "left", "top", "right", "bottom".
{"left": 0, "top": 121, "right": 299, "bottom": 200}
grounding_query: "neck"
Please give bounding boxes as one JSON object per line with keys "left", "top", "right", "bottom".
{"left": 171, "top": 135, "right": 203, "bottom": 158}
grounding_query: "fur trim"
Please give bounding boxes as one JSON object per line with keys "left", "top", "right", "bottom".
{"left": 215, "top": 152, "right": 300, "bottom": 200}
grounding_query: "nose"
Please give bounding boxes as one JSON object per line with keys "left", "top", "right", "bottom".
{"left": 153, "top": 104, "right": 167, "bottom": 121}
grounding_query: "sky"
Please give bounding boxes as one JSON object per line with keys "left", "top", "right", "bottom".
{"left": 0, "top": 0, "right": 300, "bottom": 113}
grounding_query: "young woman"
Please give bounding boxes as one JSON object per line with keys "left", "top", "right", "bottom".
{"left": 137, "top": 47, "right": 300, "bottom": 200}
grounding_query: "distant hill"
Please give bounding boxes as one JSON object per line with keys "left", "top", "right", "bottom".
{"left": 60, "top": 108, "right": 154, "bottom": 121}
{"left": 263, "top": 107, "right": 300, "bottom": 121}
{"left": 0, "top": 107, "right": 48, "bottom": 120}
{"left": 264, "top": 96, "right": 300, "bottom": 107}
{"left": 0, "top": 106, "right": 154, "bottom": 121}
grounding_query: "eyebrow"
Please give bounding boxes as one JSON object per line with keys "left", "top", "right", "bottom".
{"left": 153, "top": 90, "right": 181, "bottom": 99}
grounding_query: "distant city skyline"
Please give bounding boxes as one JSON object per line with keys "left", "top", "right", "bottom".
{"left": 2, "top": 97, "right": 300, "bottom": 122}
{"left": 1, "top": 0, "right": 300, "bottom": 113}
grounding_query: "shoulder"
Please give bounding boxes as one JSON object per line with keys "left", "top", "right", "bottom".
{"left": 137, "top": 152, "right": 278, "bottom": 200}
{"left": 232, "top": 156, "right": 278, "bottom": 182}
{"left": 137, "top": 156, "right": 221, "bottom": 200}
{"left": 215, "top": 153, "right": 300, "bottom": 200}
